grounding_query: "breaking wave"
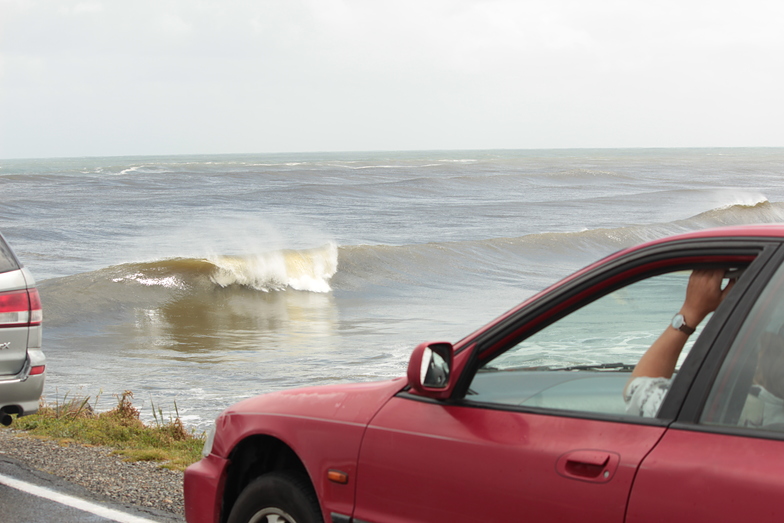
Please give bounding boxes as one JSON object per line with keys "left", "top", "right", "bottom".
{"left": 109, "top": 243, "right": 339, "bottom": 293}
{"left": 208, "top": 244, "right": 338, "bottom": 292}
{"left": 38, "top": 244, "right": 339, "bottom": 327}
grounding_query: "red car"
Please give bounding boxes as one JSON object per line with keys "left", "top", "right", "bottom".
{"left": 185, "top": 225, "right": 784, "bottom": 523}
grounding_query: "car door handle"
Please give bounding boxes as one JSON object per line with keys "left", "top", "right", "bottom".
{"left": 556, "top": 450, "right": 620, "bottom": 483}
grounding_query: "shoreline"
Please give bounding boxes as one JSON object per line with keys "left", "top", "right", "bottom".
{"left": 0, "top": 427, "right": 185, "bottom": 521}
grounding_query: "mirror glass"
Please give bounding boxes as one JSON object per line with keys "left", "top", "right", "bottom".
{"left": 420, "top": 346, "right": 450, "bottom": 388}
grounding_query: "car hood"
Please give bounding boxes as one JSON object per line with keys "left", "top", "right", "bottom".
{"left": 224, "top": 377, "right": 408, "bottom": 422}
{"left": 211, "top": 377, "right": 409, "bottom": 456}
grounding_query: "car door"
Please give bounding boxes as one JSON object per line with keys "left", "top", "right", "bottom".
{"left": 354, "top": 397, "right": 666, "bottom": 523}
{"left": 352, "top": 241, "right": 770, "bottom": 523}
{"left": 627, "top": 245, "right": 784, "bottom": 522}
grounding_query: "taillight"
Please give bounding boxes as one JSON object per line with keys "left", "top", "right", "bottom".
{"left": 0, "top": 288, "right": 42, "bottom": 327}
{"left": 27, "top": 288, "right": 42, "bottom": 325}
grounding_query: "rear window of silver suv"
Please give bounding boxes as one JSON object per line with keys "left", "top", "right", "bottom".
{"left": 0, "top": 236, "right": 20, "bottom": 274}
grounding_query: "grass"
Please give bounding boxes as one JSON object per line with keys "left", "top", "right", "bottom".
{"left": 4, "top": 391, "right": 205, "bottom": 471}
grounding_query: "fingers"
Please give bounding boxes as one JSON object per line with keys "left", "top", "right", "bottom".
{"left": 682, "top": 268, "right": 734, "bottom": 323}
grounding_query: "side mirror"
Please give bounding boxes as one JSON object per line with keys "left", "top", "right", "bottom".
{"left": 407, "top": 341, "right": 454, "bottom": 398}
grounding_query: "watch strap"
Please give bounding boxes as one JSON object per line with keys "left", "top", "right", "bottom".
{"left": 672, "top": 313, "right": 695, "bottom": 335}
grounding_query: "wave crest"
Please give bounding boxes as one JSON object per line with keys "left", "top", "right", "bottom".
{"left": 106, "top": 244, "right": 339, "bottom": 293}
{"left": 690, "top": 200, "right": 784, "bottom": 226}
{"left": 208, "top": 243, "right": 338, "bottom": 293}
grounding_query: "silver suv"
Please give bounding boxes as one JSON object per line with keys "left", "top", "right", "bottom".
{"left": 0, "top": 232, "right": 45, "bottom": 425}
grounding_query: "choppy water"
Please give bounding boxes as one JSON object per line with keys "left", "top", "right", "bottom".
{"left": 2, "top": 148, "right": 783, "bottom": 429}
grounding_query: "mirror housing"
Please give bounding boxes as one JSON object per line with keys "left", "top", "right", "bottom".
{"left": 407, "top": 341, "right": 454, "bottom": 399}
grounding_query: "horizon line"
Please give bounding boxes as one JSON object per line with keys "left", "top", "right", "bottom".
{"left": 2, "top": 145, "right": 784, "bottom": 162}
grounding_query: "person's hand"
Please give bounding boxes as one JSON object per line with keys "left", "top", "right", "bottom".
{"left": 681, "top": 269, "right": 734, "bottom": 326}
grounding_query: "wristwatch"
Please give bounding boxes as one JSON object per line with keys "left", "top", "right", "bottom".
{"left": 671, "top": 313, "right": 695, "bottom": 335}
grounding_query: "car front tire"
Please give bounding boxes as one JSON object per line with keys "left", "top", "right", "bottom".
{"left": 227, "top": 471, "right": 323, "bottom": 523}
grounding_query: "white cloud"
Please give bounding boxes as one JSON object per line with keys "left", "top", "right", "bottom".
{"left": 73, "top": 2, "right": 104, "bottom": 14}
{"left": 1, "top": 0, "right": 782, "bottom": 158}
{"left": 153, "top": 12, "right": 194, "bottom": 39}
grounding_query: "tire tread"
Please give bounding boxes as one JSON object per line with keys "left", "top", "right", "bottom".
{"left": 227, "top": 470, "right": 323, "bottom": 523}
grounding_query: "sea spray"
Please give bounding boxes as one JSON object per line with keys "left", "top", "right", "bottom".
{"left": 208, "top": 243, "right": 338, "bottom": 292}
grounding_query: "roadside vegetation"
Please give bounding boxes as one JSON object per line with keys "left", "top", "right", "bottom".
{"left": 4, "top": 391, "right": 204, "bottom": 471}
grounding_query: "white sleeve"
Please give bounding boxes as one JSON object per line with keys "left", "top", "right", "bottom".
{"left": 624, "top": 377, "right": 672, "bottom": 417}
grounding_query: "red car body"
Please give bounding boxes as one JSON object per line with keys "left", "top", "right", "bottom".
{"left": 185, "top": 225, "right": 784, "bottom": 523}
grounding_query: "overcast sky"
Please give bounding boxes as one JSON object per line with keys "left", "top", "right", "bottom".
{"left": 1, "top": 0, "right": 782, "bottom": 159}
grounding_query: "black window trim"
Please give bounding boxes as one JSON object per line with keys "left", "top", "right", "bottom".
{"left": 666, "top": 420, "right": 784, "bottom": 442}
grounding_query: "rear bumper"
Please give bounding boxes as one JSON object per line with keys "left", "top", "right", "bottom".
{"left": 184, "top": 453, "right": 230, "bottom": 523}
{"left": 0, "top": 349, "right": 45, "bottom": 416}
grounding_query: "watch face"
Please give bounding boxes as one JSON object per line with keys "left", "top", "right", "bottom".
{"left": 671, "top": 313, "right": 694, "bottom": 334}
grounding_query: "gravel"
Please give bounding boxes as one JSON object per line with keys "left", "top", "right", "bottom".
{"left": 0, "top": 427, "right": 186, "bottom": 521}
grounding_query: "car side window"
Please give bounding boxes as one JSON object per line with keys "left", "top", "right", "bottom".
{"left": 700, "top": 261, "right": 784, "bottom": 431}
{"left": 468, "top": 271, "right": 702, "bottom": 417}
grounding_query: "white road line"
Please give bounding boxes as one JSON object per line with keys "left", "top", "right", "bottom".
{"left": 0, "top": 472, "right": 162, "bottom": 523}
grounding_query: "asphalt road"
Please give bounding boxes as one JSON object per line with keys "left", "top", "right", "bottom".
{"left": 0, "top": 457, "right": 183, "bottom": 523}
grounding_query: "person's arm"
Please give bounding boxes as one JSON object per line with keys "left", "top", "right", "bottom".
{"left": 627, "top": 269, "right": 733, "bottom": 387}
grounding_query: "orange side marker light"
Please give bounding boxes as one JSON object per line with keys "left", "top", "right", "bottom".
{"left": 327, "top": 469, "right": 349, "bottom": 484}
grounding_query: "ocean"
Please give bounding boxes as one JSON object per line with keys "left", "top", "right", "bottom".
{"left": 1, "top": 148, "right": 783, "bottom": 430}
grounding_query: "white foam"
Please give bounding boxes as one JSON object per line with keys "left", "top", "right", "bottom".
{"left": 712, "top": 190, "right": 768, "bottom": 210}
{"left": 118, "top": 165, "right": 172, "bottom": 175}
{"left": 112, "top": 273, "right": 185, "bottom": 289}
{"left": 209, "top": 243, "right": 338, "bottom": 293}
